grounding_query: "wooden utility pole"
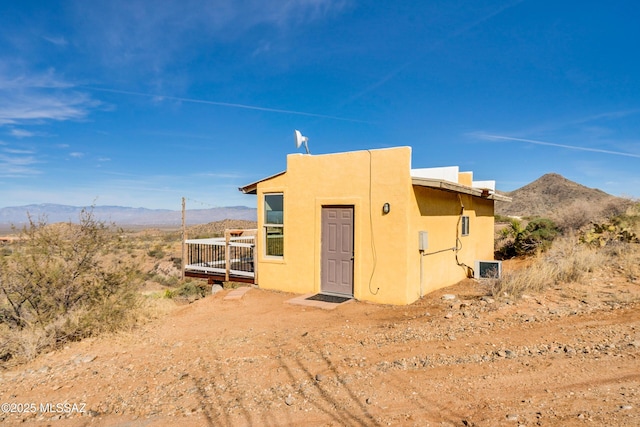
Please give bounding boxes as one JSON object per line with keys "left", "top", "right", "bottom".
{"left": 181, "top": 197, "right": 186, "bottom": 280}
{"left": 224, "top": 229, "right": 230, "bottom": 282}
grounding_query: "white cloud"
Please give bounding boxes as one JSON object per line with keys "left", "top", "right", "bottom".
{"left": 243, "top": 0, "right": 351, "bottom": 27}
{"left": 0, "top": 91, "right": 96, "bottom": 126}
{"left": 0, "top": 153, "right": 38, "bottom": 165}
{"left": 42, "top": 36, "right": 68, "bottom": 47}
{"left": 0, "top": 69, "right": 74, "bottom": 90}
{"left": 71, "top": 0, "right": 351, "bottom": 72}
{"left": 69, "top": 152, "right": 84, "bottom": 158}
{"left": 3, "top": 148, "right": 35, "bottom": 155}
{"left": 0, "top": 151, "right": 41, "bottom": 177}
{"left": 0, "top": 67, "right": 99, "bottom": 128}
{"left": 0, "top": 166, "right": 42, "bottom": 178}
{"left": 10, "top": 129, "right": 36, "bottom": 138}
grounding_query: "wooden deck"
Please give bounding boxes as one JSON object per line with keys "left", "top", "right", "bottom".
{"left": 183, "top": 229, "right": 257, "bottom": 284}
{"left": 184, "top": 270, "right": 255, "bottom": 284}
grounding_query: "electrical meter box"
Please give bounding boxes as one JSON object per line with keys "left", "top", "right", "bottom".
{"left": 418, "top": 231, "right": 428, "bottom": 251}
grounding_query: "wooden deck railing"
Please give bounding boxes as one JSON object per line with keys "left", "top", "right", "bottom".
{"left": 184, "top": 229, "right": 257, "bottom": 283}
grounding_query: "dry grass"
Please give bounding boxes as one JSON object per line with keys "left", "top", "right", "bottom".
{"left": 1, "top": 217, "right": 253, "bottom": 366}
{"left": 135, "top": 295, "right": 179, "bottom": 323}
{"left": 553, "top": 200, "right": 601, "bottom": 232}
{"left": 554, "top": 198, "right": 635, "bottom": 232}
{"left": 605, "top": 241, "right": 640, "bottom": 283}
{"left": 492, "top": 200, "right": 640, "bottom": 299}
{"left": 0, "top": 324, "right": 50, "bottom": 364}
{"left": 490, "top": 261, "right": 557, "bottom": 298}
{"left": 1, "top": 215, "right": 173, "bottom": 365}
{"left": 187, "top": 219, "right": 257, "bottom": 239}
{"left": 489, "top": 235, "right": 625, "bottom": 299}
{"left": 0, "top": 292, "right": 180, "bottom": 367}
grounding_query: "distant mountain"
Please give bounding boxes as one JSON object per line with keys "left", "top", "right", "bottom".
{"left": 495, "top": 173, "right": 619, "bottom": 218}
{"left": 0, "top": 204, "right": 256, "bottom": 227}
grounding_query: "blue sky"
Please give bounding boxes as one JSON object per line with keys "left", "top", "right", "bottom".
{"left": 1, "top": 0, "right": 639, "bottom": 210}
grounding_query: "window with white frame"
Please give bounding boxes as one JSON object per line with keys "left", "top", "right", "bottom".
{"left": 264, "top": 193, "right": 284, "bottom": 257}
{"left": 461, "top": 215, "right": 470, "bottom": 236}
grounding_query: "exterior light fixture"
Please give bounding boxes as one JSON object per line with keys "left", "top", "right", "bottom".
{"left": 382, "top": 202, "right": 391, "bottom": 215}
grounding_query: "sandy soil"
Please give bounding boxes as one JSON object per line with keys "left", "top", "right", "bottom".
{"left": 1, "top": 265, "right": 639, "bottom": 426}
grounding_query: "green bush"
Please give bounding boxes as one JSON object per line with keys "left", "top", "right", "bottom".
{"left": 495, "top": 218, "right": 558, "bottom": 259}
{"left": 164, "top": 281, "right": 207, "bottom": 302}
{"left": 147, "top": 245, "right": 166, "bottom": 259}
{"left": 0, "top": 209, "right": 139, "bottom": 363}
{"left": 580, "top": 202, "right": 640, "bottom": 246}
{"left": 146, "top": 272, "right": 180, "bottom": 287}
{"left": 525, "top": 218, "right": 559, "bottom": 251}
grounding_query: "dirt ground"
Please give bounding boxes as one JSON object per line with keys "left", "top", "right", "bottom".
{"left": 1, "top": 262, "right": 639, "bottom": 427}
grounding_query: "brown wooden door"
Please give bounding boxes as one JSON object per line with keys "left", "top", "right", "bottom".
{"left": 321, "top": 206, "right": 354, "bottom": 296}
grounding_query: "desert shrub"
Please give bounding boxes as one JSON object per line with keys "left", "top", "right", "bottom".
{"left": 171, "top": 256, "right": 182, "bottom": 271}
{"left": 490, "top": 235, "right": 604, "bottom": 299}
{"left": 525, "top": 218, "right": 559, "bottom": 251}
{"left": 146, "top": 272, "right": 180, "bottom": 287}
{"left": 581, "top": 222, "right": 639, "bottom": 247}
{"left": 605, "top": 241, "right": 640, "bottom": 283}
{"left": 162, "top": 231, "right": 181, "bottom": 243}
{"left": 490, "top": 260, "right": 557, "bottom": 299}
{"left": 554, "top": 200, "right": 600, "bottom": 232}
{"left": 545, "top": 235, "right": 603, "bottom": 282}
{"left": 164, "top": 281, "right": 207, "bottom": 302}
{"left": 495, "top": 218, "right": 558, "bottom": 259}
{"left": 555, "top": 198, "right": 636, "bottom": 233}
{"left": 613, "top": 202, "right": 640, "bottom": 233}
{"left": 580, "top": 202, "right": 640, "bottom": 247}
{"left": 147, "top": 245, "right": 166, "bottom": 259}
{"left": 0, "top": 247, "right": 12, "bottom": 257}
{"left": 492, "top": 205, "right": 640, "bottom": 299}
{"left": 495, "top": 219, "right": 526, "bottom": 259}
{"left": 600, "top": 198, "right": 635, "bottom": 220}
{"left": 0, "top": 209, "right": 139, "bottom": 363}
{"left": 494, "top": 214, "right": 514, "bottom": 224}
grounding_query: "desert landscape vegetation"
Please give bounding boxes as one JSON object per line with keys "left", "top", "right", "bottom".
{"left": 1, "top": 174, "right": 639, "bottom": 426}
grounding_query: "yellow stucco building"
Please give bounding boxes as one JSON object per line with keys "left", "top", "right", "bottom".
{"left": 240, "top": 146, "right": 509, "bottom": 305}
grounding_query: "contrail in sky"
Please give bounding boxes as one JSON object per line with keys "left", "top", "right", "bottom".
{"left": 82, "top": 86, "right": 369, "bottom": 124}
{"left": 476, "top": 133, "right": 640, "bottom": 159}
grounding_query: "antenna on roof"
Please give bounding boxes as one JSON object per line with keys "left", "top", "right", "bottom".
{"left": 294, "top": 129, "right": 310, "bottom": 154}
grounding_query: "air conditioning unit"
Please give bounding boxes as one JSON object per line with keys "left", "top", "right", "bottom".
{"left": 474, "top": 260, "right": 502, "bottom": 279}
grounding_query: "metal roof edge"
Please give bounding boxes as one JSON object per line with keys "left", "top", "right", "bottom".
{"left": 488, "top": 193, "right": 512, "bottom": 202}
{"left": 238, "top": 171, "right": 286, "bottom": 195}
{"left": 411, "top": 177, "right": 511, "bottom": 202}
{"left": 412, "top": 177, "right": 482, "bottom": 197}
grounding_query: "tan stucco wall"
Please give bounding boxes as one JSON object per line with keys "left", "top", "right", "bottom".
{"left": 254, "top": 146, "right": 496, "bottom": 305}
{"left": 407, "top": 188, "right": 495, "bottom": 299}
{"left": 458, "top": 172, "right": 473, "bottom": 187}
{"left": 255, "top": 147, "right": 414, "bottom": 305}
